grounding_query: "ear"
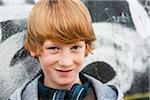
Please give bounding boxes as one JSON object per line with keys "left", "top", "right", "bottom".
{"left": 85, "top": 44, "right": 89, "bottom": 57}
{"left": 29, "top": 51, "right": 37, "bottom": 57}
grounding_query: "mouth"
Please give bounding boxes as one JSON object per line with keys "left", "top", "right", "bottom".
{"left": 55, "top": 69, "right": 74, "bottom": 76}
{"left": 56, "top": 69, "right": 73, "bottom": 72}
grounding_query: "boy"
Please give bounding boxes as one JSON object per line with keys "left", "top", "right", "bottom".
{"left": 10, "top": 0, "right": 123, "bottom": 100}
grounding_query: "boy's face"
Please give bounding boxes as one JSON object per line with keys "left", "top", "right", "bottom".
{"left": 35, "top": 40, "right": 86, "bottom": 89}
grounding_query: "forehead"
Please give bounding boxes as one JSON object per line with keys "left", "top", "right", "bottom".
{"left": 43, "top": 40, "right": 85, "bottom": 46}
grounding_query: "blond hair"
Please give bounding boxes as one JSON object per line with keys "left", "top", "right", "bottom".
{"left": 24, "top": 0, "right": 96, "bottom": 56}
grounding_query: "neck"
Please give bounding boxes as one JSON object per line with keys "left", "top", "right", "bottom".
{"left": 44, "top": 75, "right": 82, "bottom": 90}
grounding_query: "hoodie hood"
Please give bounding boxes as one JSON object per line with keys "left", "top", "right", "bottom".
{"left": 10, "top": 73, "right": 123, "bottom": 100}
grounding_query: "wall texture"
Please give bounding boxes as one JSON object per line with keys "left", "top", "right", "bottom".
{"left": 0, "top": 0, "right": 149, "bottom": 99}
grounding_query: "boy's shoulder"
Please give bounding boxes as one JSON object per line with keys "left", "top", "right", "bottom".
{"left": 9, "top": 81, "right": 28, "bottom": 100}
{"left": 83, "top": 74, "right": 124, "bottom": 100}
{"left": 9, "top": 75, "right": 40, "bottom": 100}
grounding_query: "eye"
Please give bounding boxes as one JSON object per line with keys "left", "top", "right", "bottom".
{"left": 47, "top": 47, "right": 59, "bottom": 50}
{"left": 46, "top": 47, "right": 60, "bottom": 54}
{"left": 71, "top": 45, "right": 82, "bottom": 51}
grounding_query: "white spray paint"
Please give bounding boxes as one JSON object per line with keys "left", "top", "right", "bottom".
{"left": 0, "top": 26, "right": 2, "bottom": 42}
{"left": 0, "top": 5, "right": 33, "bottom": 22}
{"left": 0, "top": 32, "right": 29, "bottom": 99}
{"left": 127, "top": 0, "right": 150, "bottom": 39}
{"left": 0, "top": 3, "right": 33, "bottom": 99}
{"left": 83, "top": 22, "right": 149, "bottom": 92}
{"left": 2, "top": 0, "right": 26, "bottom": 5}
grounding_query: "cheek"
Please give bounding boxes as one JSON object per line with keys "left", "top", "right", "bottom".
{"left": 39, "top": 54, "right": 59, "bottom": 67}
{"left": 76, "top": 57, "right": 84, "bottom": 66}
{"left": 74, "top": 52, "right": 86, "bottom": 65}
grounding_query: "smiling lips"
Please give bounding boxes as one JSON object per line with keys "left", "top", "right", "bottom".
{"left": 55, "top": 69, "right": 74, "bottom": 76}
{"left": 56, "top": 69, "right": 73, "bottom": 72}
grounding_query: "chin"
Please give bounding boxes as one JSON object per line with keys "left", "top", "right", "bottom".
{"left": 59, "top": 80, "right": 73, "bottom": 86}
{"left": 57, "top": 79, "right": 75, "bottom": 88}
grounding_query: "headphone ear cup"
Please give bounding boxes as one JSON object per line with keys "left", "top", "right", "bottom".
{"left": 53, "top": 90, "right": 66, "bottom": 100}
{"left": 68, "top": 84, "right": 86, "bottom": 100}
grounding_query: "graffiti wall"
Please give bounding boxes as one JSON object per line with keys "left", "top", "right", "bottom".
{"left": 0, "top": 0, "right": 149, "bottom": 99}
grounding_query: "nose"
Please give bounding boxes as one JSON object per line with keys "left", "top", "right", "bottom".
{"left": 58, "top": 50, "right": 73, "bottom": 67}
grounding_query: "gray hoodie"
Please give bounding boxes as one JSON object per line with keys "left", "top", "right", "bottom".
{"left": 10, "top": 74, "right": 123, "bottom": 100}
